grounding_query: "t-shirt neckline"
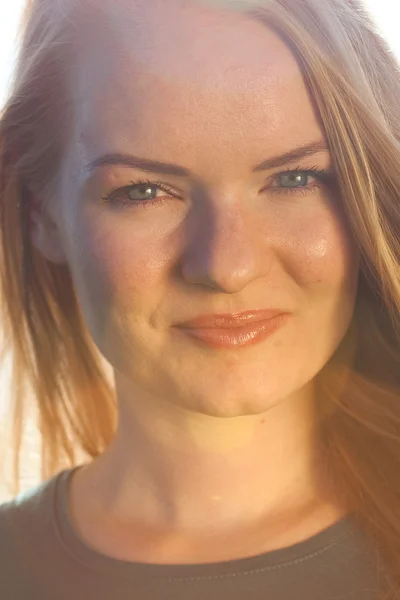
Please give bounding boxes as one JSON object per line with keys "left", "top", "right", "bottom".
{"left": 52, "top": 465, "right": 356, "bottom": 580}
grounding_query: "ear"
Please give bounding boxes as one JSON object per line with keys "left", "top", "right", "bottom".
{"left": 29, "top": 196, "right": 68, "bottom": 265}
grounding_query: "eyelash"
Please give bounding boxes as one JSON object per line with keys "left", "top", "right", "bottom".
{"left": 101, "top": 165, "right": 336, "bottom": 210}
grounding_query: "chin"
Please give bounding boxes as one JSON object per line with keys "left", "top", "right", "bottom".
{"left": 175, "top": 381, "right": 307, "bottom": 419}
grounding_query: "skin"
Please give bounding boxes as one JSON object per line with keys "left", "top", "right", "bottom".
{"left": 32, "top": 0, "right": 360, "bottom": 563}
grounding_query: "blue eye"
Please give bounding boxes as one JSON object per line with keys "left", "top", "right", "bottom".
{"left": 127, "top": 183, "right": 161, "bottom": 201}
{"left": 279, "top": 172, "right": 309, "bottom": 187}
{"left": 102, "top": 179, "right": 178, "bottom": 209}
{"left": 266, "top": 166, "right": 337, "bottom": 196}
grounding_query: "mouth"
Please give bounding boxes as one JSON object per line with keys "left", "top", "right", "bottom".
{"left": 174, "top": 311, "right": 290, "bottom": 349}
{"left": 176, "top": 309, "right": 287, "bottom": 329}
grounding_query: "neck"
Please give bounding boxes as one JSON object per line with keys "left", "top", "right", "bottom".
{"left": 76, "top": 380, "right": 341, "bottom": 534}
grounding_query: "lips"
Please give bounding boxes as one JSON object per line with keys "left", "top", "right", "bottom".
{"left": 174, "top": 310, "right": 289, "bottom": 349}
{"left": 177, "top": 310, "right": 286, "bottom": 329}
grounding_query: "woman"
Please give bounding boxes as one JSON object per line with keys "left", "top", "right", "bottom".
{"left": 0, "top": 0, "right": 399, "bottom": 597}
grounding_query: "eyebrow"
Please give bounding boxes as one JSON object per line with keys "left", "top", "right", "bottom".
{"left": 84, "top": 140, "right": 329, "bottom": 177}
{"left": 252, "top": 140, "right": 329, "bottom": 171}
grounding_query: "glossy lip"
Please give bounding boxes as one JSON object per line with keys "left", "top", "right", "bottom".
{"left": 176, "top": 309, "right": 286, "bottom": 329}
{"left": 174, "top": 311, "right": 290, "bottom": 349}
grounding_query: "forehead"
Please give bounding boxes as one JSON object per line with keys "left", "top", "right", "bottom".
{"left": 72, "top": 0, "right": 323, "bottom": 170}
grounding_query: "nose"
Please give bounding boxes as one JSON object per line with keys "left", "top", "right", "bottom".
{"left": 180, "top": 200, "right": 266, "bottom": 293}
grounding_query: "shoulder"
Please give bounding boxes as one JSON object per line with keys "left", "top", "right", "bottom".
{"left": 0, "top": 475, "right": 55, "bottom": 531}
{"left": 0, "top": 475, "right": 61, "bottom": 596}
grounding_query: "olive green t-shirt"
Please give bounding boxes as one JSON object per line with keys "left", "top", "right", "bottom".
{"left": 0, "top": 466, "right": 393, "bottom": 599}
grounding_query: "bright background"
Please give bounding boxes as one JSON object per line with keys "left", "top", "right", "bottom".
{"left": 0, "top": 0, "right": 399, "bottom": 499}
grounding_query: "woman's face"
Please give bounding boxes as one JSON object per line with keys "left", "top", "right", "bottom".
{"left": 44, "top": 0, "right": 360, "bottom": 416}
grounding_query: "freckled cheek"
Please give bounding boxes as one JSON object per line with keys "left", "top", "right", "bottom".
{"left": 276, "top": 212, "right": 358, "bottom": 287}
{"left": 73, "top": 221, "right": 176, "bottom": 308}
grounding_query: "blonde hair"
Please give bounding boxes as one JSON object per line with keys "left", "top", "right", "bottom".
{"left": 1, "top": 0, "right": 400, "bottom": 597}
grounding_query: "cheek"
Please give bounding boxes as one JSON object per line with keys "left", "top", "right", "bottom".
{"left": 63, "top": 215, "right": 177, "bottom": 355}
{"left": 69, "top": 217, "right": 175, "bottom": 314}
{"left": 273, "top": 206, "right": 359, "bottom": 290}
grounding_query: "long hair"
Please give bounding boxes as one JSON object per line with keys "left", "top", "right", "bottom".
{"left": 0, "top": 0, "right": 400, "bottom": 597}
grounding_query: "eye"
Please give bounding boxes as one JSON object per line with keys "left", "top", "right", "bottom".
{"left": 264, "top": 166, "right": 337, "bottom": 197}
{"left": 125, "top": 182, "right": 166, "bottom": 201}
{"left": 278, "top": 172, "right": 310, "bottom": 188}
{"left": 102, "top": 179, "right": 180, "bottom": 209}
